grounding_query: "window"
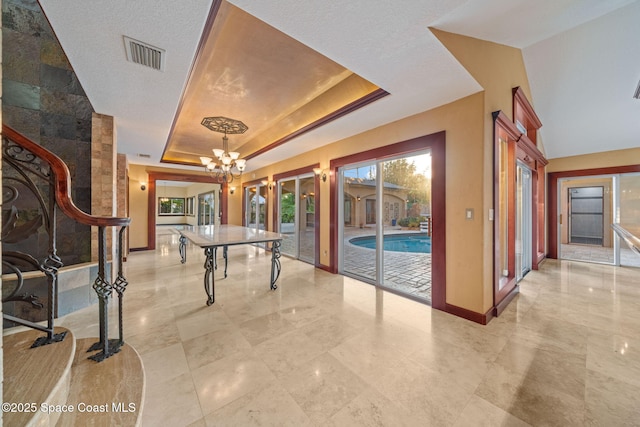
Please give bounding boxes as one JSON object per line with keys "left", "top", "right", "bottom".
{"left": 185, "top": 197, "right": 195, "bottom": 216}
{"left": 158, "top": 197, "right": 185, "bottom": 215}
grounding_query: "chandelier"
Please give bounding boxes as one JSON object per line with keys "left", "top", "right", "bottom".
{"left": 199, "top": 116, "right": 248, "bottom": 183}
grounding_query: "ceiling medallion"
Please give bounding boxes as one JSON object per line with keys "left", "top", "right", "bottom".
{"left": 199, "top": 116, "right": 248, "bottom": 184}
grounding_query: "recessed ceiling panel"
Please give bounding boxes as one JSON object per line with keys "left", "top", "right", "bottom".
{"left": 162, "top": 0, "right": 383, "bottom": 166}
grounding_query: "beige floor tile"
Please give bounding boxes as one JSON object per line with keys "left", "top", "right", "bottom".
{"left": 453, "top": 395, "right": 531, "bottom": 427}
{"left": 279, "top": 353, "right": 368, "bottom": 424}
{"left": 142, "top": 372, "right": 202, "bottom": 427}
{"left": 183, "top": 328, "right": 252, "bottom": 371}
{"left": 585, "top": 369, "right": 640, "bottom": 426}
{"left": 328, "top": 388, "right": 424, "bottom": 427}
{"left": 475, "top": 362, "right": 585, "bottom": 426}
{"left": 203, "top": 383, "right": 311, "bottom": 426}
{"left": 54, "top": 230, "right": 640, "bottom": 426}
{"left": 141, "top": 342, "right": 190, "bottom": 387}
{"left": 191, "top": 351, "right": 276, "bottom": 416}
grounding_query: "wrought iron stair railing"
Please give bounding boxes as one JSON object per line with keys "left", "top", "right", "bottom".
{"left": 2, "top": 125, "right": 131, "bottom": 362}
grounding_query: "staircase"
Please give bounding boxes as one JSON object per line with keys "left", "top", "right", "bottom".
{"left": 2, "top": 125, "right": 144, "bottom": 425}
{"left": 4, "top": 327, "right": 145, "bottom": 426}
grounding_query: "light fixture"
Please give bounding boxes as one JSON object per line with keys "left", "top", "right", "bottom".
{"left": 313, "top": 167, "right": 327, "bottom": 182}
{"left": 140, "top": 182, "right": 146, "bottom": 191}
{"left": 230, "top": 186, "right": 236, "bottom": 195}
{"left": 261, "top": 179, "right": 273, "bottom": 190}
{"left": 200, "top": 116, "right": 248, "bottom": 184}
{"left": 356, "top": 195, "right": 361, "bottom": 201}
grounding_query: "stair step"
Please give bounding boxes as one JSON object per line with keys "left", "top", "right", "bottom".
{"left": 56, "top": 338, "right": 145, "bottom": 427}
{"left": 3, "top": 327, "right": 75, "bottom": 427}
{"left": 3, "top": 327, "right": 145, "bottom": 426}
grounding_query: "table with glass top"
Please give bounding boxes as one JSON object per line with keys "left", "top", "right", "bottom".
{"left": 176, "top": 225, "right": 283, "bottom": 306}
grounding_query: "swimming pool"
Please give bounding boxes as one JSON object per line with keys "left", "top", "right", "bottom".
{"left": 349, "top": 233, "right": 431, "bottom": 253}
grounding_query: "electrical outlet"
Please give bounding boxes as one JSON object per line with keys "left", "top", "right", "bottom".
{"left": 465, "top": 208, "right": 474, "bottom": 220}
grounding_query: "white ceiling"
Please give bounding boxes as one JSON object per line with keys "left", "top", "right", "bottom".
{"left": 39, "top": 0, "right": 640, "bottom": 170}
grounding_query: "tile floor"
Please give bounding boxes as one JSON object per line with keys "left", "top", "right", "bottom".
{"left": 57, "top": 229, "right": 640, "bottom": 426}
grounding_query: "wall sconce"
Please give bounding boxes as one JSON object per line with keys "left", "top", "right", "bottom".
{"left": 302, "top": 192, "right": 307, "bottom": 199}
{"left": 356, "top": 195, "right": 361, "bottom": 201}
{"left": 140, "top": 182, "right": 146, "bottom": 191}
{"left": 261, "top": 179, "right": 273, "bottom": 190}
{"left": 230, "top": 186, "right": 236, "bottom": 195}
{"left": 313, "top": 167, "right": 327, "bottom": 182}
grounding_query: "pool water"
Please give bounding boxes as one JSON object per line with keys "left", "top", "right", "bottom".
{"left": 349, "top": 233, "right": 431, "bottom": 253}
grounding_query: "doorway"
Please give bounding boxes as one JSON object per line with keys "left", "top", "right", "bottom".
{"left": 338, "top": 151, "right": 433, "bottom": 303}
{"left": 198, "top": 191, "right": 216, "bottom": 226}
{"left": 516, "top": 162, "right": 532, "bottom": 281}
{"left": 277, "top": 174, "right": 316, "bottom": 264}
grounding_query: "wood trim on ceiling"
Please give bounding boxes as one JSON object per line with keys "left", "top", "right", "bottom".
{"left": 245, "top": 88, "right": 389, "bottom": 161}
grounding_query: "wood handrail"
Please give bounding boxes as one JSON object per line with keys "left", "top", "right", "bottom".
{"left": 2, "top": 124, "right": 130, "bottom": 227}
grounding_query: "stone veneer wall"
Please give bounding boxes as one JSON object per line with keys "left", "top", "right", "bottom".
{"left": 91, "top": 113, "right": 116, "bottom": 262}
{"left": 2, "top": 0, "right": 92, "bottom": 265}
{"left": 1, "top": 0, "right": 4, "bottom": 417}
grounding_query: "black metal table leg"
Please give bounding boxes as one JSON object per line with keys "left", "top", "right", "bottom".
{"left": 223, "top": 245, "right": 228, "bottom": 278}
{"left": 179, "top": 234, "right": 187, "bottom": 264}
{"left": 270, "top": 240, "right": 282, "bottom": 290}
{"left": 203, "top": 247, "right": 215, "bottom": 306}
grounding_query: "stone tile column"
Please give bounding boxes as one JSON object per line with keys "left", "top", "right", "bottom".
{"left": 91, "top": 113, "right": 117, "bottom": 264}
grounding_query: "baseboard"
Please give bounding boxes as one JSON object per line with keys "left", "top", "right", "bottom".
{"left": 316, "top": 263, "right": 333, "bottom": 273}
{"left": 443, "top": 303, "right": 493, "bottom": 325}
{"left": 493, "top": 285, "right": 519, "bottom": 317}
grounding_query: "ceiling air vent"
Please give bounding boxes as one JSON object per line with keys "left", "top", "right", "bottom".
{"left": 634, "top": 80, "right": 640, "bottom": 99}
{"left": 124, "top": 36, "right": 165, "bottom": 71}
{"left": 136, "top": 153, "right": 151, "bottom": 159}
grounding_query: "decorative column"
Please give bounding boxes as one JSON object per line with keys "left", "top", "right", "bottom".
{"left": 91, "top": 113, "right": 117, "bottom": 265}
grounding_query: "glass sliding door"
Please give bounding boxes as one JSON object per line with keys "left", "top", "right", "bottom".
{"left": 278, "top": 179, "right": 297, "bottom": 257}
{"left": 339, "top": 151, "right": 432, "bottom": 303}
{"left": 245, "top": 183, "right": 267, "bottom": 248}
{"left": 618, "top": 173, "right": 640, "bottom": 267}
{"left": 298, "top": 175, "right": 316, "bottom": 264}
{"left": 515, "top": 162, "right": 532, "bottom": 281}
{"left": 277, "top": 174, "right": 316, "bottom": 264}
{"left": 198, "top": 191, "right": 215, "bottom": 226}
{"left": 340, "top": 162, "right": 377, "bottom": 283}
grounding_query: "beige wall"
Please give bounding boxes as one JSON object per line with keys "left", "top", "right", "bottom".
{"left": 128, "top": 164, "right": 149, "bottom": 248}
{"left": 430, "top": 30, "right": 534, "bottom": 312}
{"left": 547, "top": 147, "right": 640, "bottom": 173}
